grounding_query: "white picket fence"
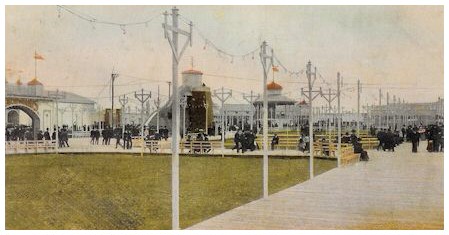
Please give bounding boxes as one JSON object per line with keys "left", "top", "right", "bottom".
{"left": 6, "top": 140, "right": 57, "bottom": 153}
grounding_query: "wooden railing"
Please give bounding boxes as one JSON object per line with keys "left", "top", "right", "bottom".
{"left": 6, "top": 140, "right": 57, "bottom": 153}
{"left": 132, "top": 137, "right": 161, "bottom": 153}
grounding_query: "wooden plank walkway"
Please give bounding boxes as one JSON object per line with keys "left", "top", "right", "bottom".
{"left": 188, "top": 143, "right": 444, "bottom": 229}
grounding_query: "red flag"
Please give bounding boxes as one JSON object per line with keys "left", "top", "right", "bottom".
{"left": 34, "top": 52, "right": 44, "bottom": 60}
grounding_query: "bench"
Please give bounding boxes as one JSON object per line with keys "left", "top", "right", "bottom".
{"left": 360, "top": 138, "right": 379, "bottom": 149}
{"left": 144, "top": 140, "right": 161, "bottom": 153}
{"left": 312, "top": 142, "right": 338, "bottom": 157}
{"left": 180, "top": 141, "right": 219, "bottom": 155}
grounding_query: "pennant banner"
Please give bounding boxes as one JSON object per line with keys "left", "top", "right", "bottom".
{"left": 34, "top": 52, "right": 44, "bottom": 60}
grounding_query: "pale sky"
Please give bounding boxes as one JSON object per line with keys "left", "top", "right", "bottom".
{"left": 5, "top": 5, "right": 444, "bottom": 111}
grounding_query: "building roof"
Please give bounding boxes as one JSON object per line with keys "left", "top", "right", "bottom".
{"left": 59, "top": 91, "right": 95, "bottom": 105}
{"left": 213, "top": 103, "right": 254, "bottom": 116}
{"left": 182, "top": 69, "right": 203, "bottom": 75}
{"left": 27, "top": 78, "right": 43, "bottom": 86}
{"left": 254, "top": 94, "right": 296, "bottom": 105}
{"left": 267, "top": 81, "right": 282, "bottom": 90}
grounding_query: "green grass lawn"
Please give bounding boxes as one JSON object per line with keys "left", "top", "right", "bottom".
{"left": 6, "top": 154, "right": 336, "bottom": 229}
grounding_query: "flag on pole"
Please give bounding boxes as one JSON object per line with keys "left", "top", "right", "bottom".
{"left": 34, "top": 52, "right": 44, "bottom": 60}
{"left": 272, "top": 66, "right": 279, "bottom": 72}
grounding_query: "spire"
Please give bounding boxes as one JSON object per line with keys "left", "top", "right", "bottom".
{"left": 27, "top": 77, "right": 43, "bottom": 86}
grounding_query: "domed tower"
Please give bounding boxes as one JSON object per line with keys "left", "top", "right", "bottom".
{"left": 27, "top": 77, "right": 44, "bottom": 96}
{"left": 146, "top": 67, "right": 214, "bottom": 135}
{"left": 181, "top": 69, "right": 213, "bottom": 133}
{"left": 267, "top": 81, "right": 283, "bottom": 96}
{"left": 254, "top": 80, "right": 296, "bottom": 129}
{"left": 13, "top": 79, "right": 23, "bottom": 95}
{"left": 182, "top": 69, "right": 203, "bottom": 88}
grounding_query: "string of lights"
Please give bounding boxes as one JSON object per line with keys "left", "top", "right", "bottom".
{"left": 57, "top": 5, "right": 162, "bottom": 34}
{"left": 53, "top": 6, "right": 442, "bottom": 100}
{"left": 179, "top": 14, "right": 260, "bottom": 63}
{"left": 271, "top": 52, "right": 304, "bottom": 78}
{"left": 317, "top": 72, "right": 331, "bottom": 87}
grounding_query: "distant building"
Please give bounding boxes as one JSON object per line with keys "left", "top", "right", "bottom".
{"left": 253, "top": 81, "right": 301, "bottom": 129}
{"left": 369, "top": 98, "right": 444, "bottom": 129}
{"left": 213, "top": 103, "right": 255, "bottom": 131}
{"left": 6, "top": 77, "right": 98, "bottom": 132}
{"left": 146, "top": 68, "right": 214, "bottom": 134}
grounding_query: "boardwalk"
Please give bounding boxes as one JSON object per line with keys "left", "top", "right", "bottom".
{"left": 188, "top": 143, "right": 444, "bottom": 229}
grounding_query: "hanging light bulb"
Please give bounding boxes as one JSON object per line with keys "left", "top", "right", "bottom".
{"left": 203, "top": 40, "right": 207, "bottom": 50}
{"left": 251, "top": 52, "right": 254, "bottom": 60}
{"left": 230, "top": 56, "right": 234, "bottom": 64}
{"left": 57, "top": 6, "right": 61, "bottom": 18}
{"left": 120, "top": 24, "right": 127, "bottom": 34}
{"left": 90, "top": 20, "right": 96, "bottom": 30}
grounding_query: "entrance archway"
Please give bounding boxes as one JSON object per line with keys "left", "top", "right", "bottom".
{"left": 6, "top": 104, "right": 40, "bottom": 139}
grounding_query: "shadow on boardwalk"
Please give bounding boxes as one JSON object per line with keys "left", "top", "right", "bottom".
{"left": 188, "top": 142, "right": 444, "bottom": 230}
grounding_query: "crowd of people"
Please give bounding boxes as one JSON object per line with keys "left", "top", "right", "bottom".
{"left": 5, "top": 125, "right": 71, "bottom": 148}
{"left": 372, "top": 124, "right": 444, "bottom": 153}
{"left": 5, "top": 125, "right": 33, "bottom": 141}
{"left": 89, "top": 126, "right": 134, "bottom": 149}
{"left": 424, "top": 124, "right": 444, "bottom": 152}
{"left": 6, "top": 121, "right": 444, "bottom": 156}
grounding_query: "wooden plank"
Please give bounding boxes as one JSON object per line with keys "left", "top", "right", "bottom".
{"left": 188, "top": 143, "right": 443, "bottom": 230}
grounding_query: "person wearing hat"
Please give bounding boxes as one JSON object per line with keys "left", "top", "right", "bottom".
{"left": 271, "top": 133, "right": 279, "bottom": 150}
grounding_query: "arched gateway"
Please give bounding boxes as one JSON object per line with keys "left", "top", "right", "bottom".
{"left": 6, "top": 104, "right": 40, "bottom": 139}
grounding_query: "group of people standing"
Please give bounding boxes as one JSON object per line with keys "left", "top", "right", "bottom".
{"left": 38, "top": 127, "right": 70, "bottom": 148}
{"left": 424, "top": 124, "right": 444, "bottom": 153}
{"left": 6, "top": 125, "right": 33, "bottom": 141}
{"left": 232, "top": 129, "right": 258, "bottom": 153}
{"left": 376, "top": 129, "right": 403, "bottom": 152}
{"left": 401, "top": 124, "right": 444, "bottom": 153}
{"left": 89, "top": 127, "right": 134, "bottom": 149}
{"left": 374, "top": 124, "right": 444, "bottom": 153}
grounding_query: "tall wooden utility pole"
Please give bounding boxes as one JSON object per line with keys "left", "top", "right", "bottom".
{"left": 213, "top": 87, "right": 232, "bottom": 157}
{"left": 357, "top": 79, "right": 361, "bottom": 136}
{"left": 301, "top": 61, "right": 322, "bottom": 180}
{"left": 320, "top": 88, "right": 337, "bottom": 141}
{"left": 154, "top": 85, "right": 161, "bottom": 133}
{"left": 111, "top": 71, "right": 119, "bottom": 129}
{"left": 243, "top": 90, "right": 260, "bottom": 132}
{"left": 386, "top": 91, "right": 390, "bottom": 129}
{"left": 119, "top": 95, "right": 128, "bottom": 148}
{"left": 134, "top": 89, "right": 151, "bottom": 156}
{"left": 337, "top": 73, "right": 342, "bottom": 167}
{"left": 162, "top": 7, "right": 192, "bottom": 230}
{"left": 48, "top": 89, "right": 65, "bottom": 153}
{"left": 167, "top": 81, "right": 172, "bottom": 99}
{"left": 378, "top": 88, "right": 382, "bottom": 128}
{"left": 259, "top": 41, "right": 274, "bottom": 198}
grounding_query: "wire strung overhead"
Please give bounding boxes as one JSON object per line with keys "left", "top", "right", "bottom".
{"left": 56, "top": 6, "right": 316, "bottom": 81}
{"left": 57, "top": 5, "right": 162, "bottom": 34}
{"left": 271, "top": 51, "right": 304, "bottom": 78}
{"left": 179, "top": 15, "right": 261, "bottom": 63}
